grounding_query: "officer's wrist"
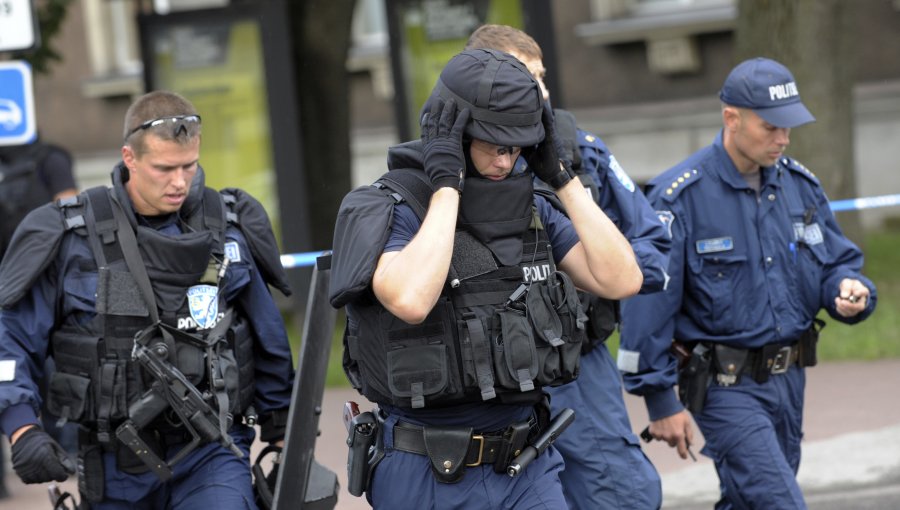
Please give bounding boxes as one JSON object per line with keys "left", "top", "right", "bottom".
{"left": 645, "top": 388, "right": 685, "bottom": 421}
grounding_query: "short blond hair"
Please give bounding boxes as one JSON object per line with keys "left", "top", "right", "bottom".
{"left": 123, "top": 90, "right": 201, "bottom": 156}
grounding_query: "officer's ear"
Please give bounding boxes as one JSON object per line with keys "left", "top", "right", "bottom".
{"left": 722, "top": 106, "right": 742, "bottom": 132}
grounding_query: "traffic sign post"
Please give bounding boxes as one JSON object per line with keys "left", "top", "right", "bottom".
{"left": 0, "top": 0, "right": 38, "bottom": 52}
{"left": 0, "top": 61, "right": 37, "bottom": 146}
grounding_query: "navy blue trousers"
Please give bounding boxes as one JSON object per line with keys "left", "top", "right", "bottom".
{"left": 367, "top": 412, "right": 568, "bottom": 510}
{"left": 94, "top": 424, "right": 257, "bottom": 510}
{"left": 547, "top": 344, "right": 662, "bottom": 510}
{"left": 695, "top": 364, "right": 807, "bottom": 510}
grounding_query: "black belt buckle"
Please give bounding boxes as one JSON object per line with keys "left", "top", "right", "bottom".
{"left": 770, "top": 345, "right": 793, "bottom": 374}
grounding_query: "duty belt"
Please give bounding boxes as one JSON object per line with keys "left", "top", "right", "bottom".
{"left": 747, "top": 342, "right": 801, "bottom": 375}
{"left": 393, "top": 423, "right": 508, "bottom": 467}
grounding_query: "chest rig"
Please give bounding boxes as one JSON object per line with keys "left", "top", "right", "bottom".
{"left": 338, "top": 168, "right": 588, "bottom": 410}
{"left": 47, "top": 183, "right": 255, "bottom": 479}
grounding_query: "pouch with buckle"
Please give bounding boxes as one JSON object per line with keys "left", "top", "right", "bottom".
{"left": 713, "top": 344, "right": 749, "bottom": 387}
{"left": 422, "top": 426, "right": 474, "bottom": 484}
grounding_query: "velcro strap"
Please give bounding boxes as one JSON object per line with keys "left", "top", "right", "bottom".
{"left": 465, "top": 318, "right": 496, "bottom": 401}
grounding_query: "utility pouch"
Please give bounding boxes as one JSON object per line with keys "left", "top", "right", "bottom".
{"left": 492, "top": 309, "right": 538, "bottom": 393}
{"left": 422, "top": 426, "right": 473, "bottom": 484}
{"left": 346, "top": 411, "right": 379, "bottom": 497}
{"left": 77, "top": 442, "right": 104, "bottom": 504}
{"left": 799, "top": 318, "right": 825, "bottom": 367}
{"left": 677, "top": 343, "right": 712, "bottom": 414}
{"left": 47, "top": 372, "right": 93, "bottom": 424}
{"left": 712, "top": 344, "right": 749, "bottom": 387}
{"left": 492, "top": 421, "right": 530, "bottom": 474}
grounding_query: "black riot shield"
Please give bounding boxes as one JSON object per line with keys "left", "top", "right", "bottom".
{"left": 272, "top": 254, "right": 340, "bottom": 510}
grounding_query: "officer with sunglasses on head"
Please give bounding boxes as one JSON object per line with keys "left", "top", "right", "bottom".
{"left": 0, "top": 90, "right": 295, "bottom": 509}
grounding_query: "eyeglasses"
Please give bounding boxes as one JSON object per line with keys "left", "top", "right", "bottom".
{"left": 471, "top": 139, "right": 521, "bottom": 158}
{"left": 125, "top": 115, "right": 202, "bottom": 140}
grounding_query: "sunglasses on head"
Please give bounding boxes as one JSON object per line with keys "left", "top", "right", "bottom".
{"left": 125, "top": 115, "right": 202, "bottom": 140}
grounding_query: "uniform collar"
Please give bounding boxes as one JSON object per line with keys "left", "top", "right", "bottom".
{"left": 712, "top": 130, "right": 783, "bottom": 190}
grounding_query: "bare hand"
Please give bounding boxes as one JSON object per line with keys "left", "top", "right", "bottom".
{"left": 649, "top": 410, "right": 695, "bottom": 460}
{"left": 834, "top": 278, "right": 869, "bottom": 317}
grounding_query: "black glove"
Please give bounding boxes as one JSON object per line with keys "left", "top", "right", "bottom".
{"left": 421, "top": 98, "right": 471, "bottom": 192}
{"left": 11, "top": 427, "right": 76, "bottom": 484}
{"left": 525, "top": 104, "right": 576, "bottom": 189}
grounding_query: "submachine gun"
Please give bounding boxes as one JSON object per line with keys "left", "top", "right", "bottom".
{"left": 115, "top": 326, "right": 242, "bottom": 481}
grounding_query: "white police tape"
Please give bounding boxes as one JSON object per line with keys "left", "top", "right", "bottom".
{"left": 279, "top": 193, "right": 900, "bottom": 269}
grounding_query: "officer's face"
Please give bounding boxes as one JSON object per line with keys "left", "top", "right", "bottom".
{"left": 122, "top": 133, "right": 200, "bottom": 216}
{"left": 508, "top": 50, "right": 549, "bottom": 102}
{"left": 469, "top": 139, "right": 522, "bottom": 180}
{"left": 724, "top": 107, "right": 791, "bottom": 172}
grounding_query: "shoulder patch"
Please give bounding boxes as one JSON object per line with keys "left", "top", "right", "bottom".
{"left": 657, "top": 168, "right": 702, "bottom": 203}
{"left": 781, "top": 157, "right": 819, "bottom": 184}
{"left": 656, "top": 210, "right": 675, "bottom": 239}
{"left": 608, "top": 155, "right": 635, "bottom": 193}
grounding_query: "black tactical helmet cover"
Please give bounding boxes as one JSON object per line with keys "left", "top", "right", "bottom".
{"left": 421, "top": 48, "right": 545, "bottom": 147}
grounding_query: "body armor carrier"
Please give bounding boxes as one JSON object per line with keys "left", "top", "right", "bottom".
{"left": 337, "top": 166, "right": 588, "bottom": 410}
{"left": 45, "top": 183, "right": 255, "bottom": 465}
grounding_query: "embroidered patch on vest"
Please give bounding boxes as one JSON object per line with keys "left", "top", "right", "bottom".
{"left": 187, "top": 285, "right": 219, "bottom": 329}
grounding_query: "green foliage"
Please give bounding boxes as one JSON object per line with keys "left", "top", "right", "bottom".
{"left": 815, "top": 230, "right": 900, "bottom": 359}
{"left": 22, "top": 0, "right": 74, "bottom": 75}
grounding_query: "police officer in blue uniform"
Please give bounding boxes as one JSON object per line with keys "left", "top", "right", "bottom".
{"left": 0, "top": 91, "right": 295, "bottom": 509}
{"left": 330, "top": 49, "right": 642, "bottom": 509}
{"left": 465, "top": 24, "right": 668, "bottom": 510}
{"left": 619, "top": 58, "right": 877, "bottom": 509}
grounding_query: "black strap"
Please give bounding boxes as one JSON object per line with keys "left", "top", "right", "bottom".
{"left": 465, "top": 318, "right": 496, "bottom": 401}
{"left": 379, "top": 168, "right": 433, "bottom": 220}
{"left": 108, "top": 194, "right": 160, "bottom": 323}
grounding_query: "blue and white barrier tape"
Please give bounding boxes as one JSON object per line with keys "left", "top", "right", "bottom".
{"left": 828, "top": 193, "right": 900, "bottom": 212}
{"left": 279, "top": 193, "right": 900, "bottom": 269}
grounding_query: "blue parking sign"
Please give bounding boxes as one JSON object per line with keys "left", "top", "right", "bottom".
{"left": 0, "top": 61, "right": 36, "bottom": 146}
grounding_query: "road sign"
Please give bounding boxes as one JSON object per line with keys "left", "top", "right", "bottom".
{"left": 0, "top": 61, "right": 36, "bottom": 146}
{"left": 0, "top": 0, "right": 37, "bottom": 52}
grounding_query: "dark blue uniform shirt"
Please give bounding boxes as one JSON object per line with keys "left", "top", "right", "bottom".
{"left": 619, "top": 131, "right": 877, "bottom": 420}
{"left": 0, "top": 208, "right": 294, "bottom": 436}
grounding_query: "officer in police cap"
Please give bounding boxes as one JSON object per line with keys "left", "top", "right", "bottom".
{"left": 0, "top": 90, "right": 295, "bottom": 509}
{"left": 619, "top": 57, "right": 877, "bottom": 509}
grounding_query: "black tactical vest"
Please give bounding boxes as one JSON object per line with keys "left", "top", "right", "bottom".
{"left": 45, "top": 183, "right": 255, "bottom": 445}
{"left": 338, "top": 168, "right": 588, "bottom": 410}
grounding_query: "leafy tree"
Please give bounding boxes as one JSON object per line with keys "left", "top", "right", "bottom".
{"left": 8, "top": 0, "right": 74, "bottom": 74}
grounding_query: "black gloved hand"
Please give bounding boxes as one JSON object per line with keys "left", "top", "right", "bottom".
{"left": 421, "top": 98, "right": 471, "bottom": 192}
{"left": 11, "top": 427, "right": 76, "bottom": 484}
{"left": 525, "top": 104, "right": 576, "bottom": 189}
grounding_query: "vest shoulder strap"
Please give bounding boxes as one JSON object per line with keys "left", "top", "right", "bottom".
{"left": 376, "top": 167, "right": 433, "bottom": 221}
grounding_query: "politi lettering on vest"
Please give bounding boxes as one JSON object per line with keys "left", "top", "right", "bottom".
{"left": 177, "top": 312, "right": 225, "bottom": 331}
{"left": 522, "top": 263, "right": 551, "bottom": 283}
{"left": 769, "top": 82, "right": 799, "bottom": 101}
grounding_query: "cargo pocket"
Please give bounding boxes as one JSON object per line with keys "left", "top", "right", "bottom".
{"left": 387, "top": 344, "right": 449, "bottom": 409}
{"left": 47, "top": 372, "right": 93, "bottom": 423}
{"left": 491, "top": 310, "right": 538, "bottom": 393}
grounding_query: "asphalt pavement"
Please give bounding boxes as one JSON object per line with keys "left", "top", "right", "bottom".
{"left": 2, "top": 359, "right": 899, "bottom": 509}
